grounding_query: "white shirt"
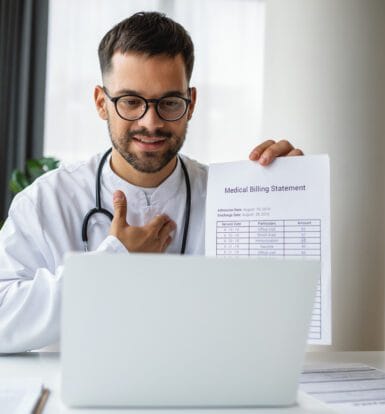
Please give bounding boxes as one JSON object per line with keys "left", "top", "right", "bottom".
{"left": 0, "top": 152, "right": 208, "bottom": 353}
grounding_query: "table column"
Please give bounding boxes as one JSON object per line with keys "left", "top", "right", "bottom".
{"left": 216, "top": 221, "right": 249, "bottom": 257}
{"left": 284, "top": 219, "right": 322, "bottom": 340}
{"left": 283, "top": 219, "right": 321, "bottom": 257}
{"left": 249, "top": 220, "right": 285, "bottom": 257}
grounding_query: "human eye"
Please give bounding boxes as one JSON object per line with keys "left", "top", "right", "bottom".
{"left": 160, "top": 97, "right": 183, "bottom": 110}
{"left": 119, "top": 96, "right": 143, "bottom": 108}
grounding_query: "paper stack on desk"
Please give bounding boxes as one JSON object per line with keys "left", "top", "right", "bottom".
{"left": 0, "top": 378, "right": 49, "bottom": 414}
{"left": 300, "top": 364, "right": 385, "bottom": 413}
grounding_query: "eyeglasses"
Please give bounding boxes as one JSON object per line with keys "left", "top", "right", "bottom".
{"left": 103, "top": 87, "right": 192, "bottom": 122}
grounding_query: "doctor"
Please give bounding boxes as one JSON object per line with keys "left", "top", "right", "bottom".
{"left": 0, "top": 12, "right": 303, "bottom": 353}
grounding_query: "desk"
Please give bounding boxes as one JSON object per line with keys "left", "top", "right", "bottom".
{"left": 1, "top": 352, "right": 384, "bottom": 413}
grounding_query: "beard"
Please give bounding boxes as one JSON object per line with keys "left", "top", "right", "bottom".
{"left": 107, "top": 119, "right": 187, "bottom": 173}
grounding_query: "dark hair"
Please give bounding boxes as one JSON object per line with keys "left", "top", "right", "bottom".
{"left": 98, "top": 11, "right": 194, "bottom": 82}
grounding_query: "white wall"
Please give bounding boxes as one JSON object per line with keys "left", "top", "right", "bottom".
{"left": 263, "top": 0, "right": 385, "bottom": 350}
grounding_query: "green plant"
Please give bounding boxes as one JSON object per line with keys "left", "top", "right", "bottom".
{"left": 9, "top": 157, "right": 60, "bottom": 195}
{"left": 0, "top": 157, "right": 60, "bottom": 229}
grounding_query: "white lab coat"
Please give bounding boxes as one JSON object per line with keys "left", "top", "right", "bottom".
{"left": 0, "top": 152, "right": 207, "bottom": 353}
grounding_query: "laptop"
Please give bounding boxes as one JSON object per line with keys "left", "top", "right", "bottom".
{"left": 61, "top": 253, "right": 319, "bottom": 408}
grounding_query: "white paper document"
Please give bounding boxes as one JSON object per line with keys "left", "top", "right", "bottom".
{"left": 300, "top": 364, "right": 385, "bottom": 413}
{"left": 205, "top": 155, "right": 331, "bottom": 344}
{"left": 0, "top": 378, "right": 45, "bottom": 414}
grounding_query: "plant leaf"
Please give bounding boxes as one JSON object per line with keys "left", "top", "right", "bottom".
{"left": 26, "top": 159, "right": 44, "bottom": 181}
{"left": 8, "top": 156, "right": 60, "bottom": 196}
{"left": 39, "top": 157, "right": 59, "bottom": 172}
{"left": 9, "top": 170, "right": 30, "bottom": 194}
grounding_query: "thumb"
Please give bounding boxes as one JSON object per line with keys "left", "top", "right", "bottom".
{"left": 112, "top": 190, "right": 128, "bottom": 226}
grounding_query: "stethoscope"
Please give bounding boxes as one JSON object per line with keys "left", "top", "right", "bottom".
{"left": 81, "top": 148, "right": 191, "bottom": 253}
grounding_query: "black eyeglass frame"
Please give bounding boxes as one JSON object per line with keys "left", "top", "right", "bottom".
{"left": 102, "top": 86, "right": 192, "bottom": 122}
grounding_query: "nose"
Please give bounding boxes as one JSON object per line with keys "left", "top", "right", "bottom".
{"left": 136, "top": 102, "right": 165, "bottom": 130}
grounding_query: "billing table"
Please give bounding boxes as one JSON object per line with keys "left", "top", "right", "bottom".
{"left": 1, "top": 352, "right": 384, "bottom": 413}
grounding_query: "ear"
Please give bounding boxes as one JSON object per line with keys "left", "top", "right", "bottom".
{"left": 187, "top": 87, "right": 197, "bottom": 121}
{"left": 94, "top": 85, "right": 108, "bottom": 120}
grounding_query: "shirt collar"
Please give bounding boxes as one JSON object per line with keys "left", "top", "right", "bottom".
{"left": 103, "top": 154, "right": 184, "bottom": 205}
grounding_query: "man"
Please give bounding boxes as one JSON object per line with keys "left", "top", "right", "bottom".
{"left": 0, "top": 12, "right": 302, "bottom": 352}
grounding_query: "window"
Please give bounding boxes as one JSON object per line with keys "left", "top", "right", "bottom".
{"left": 44, "top": 0, "right": 265, "bottom": 164}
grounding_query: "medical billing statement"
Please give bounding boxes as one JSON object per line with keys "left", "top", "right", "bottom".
{"left": 205, "top": 155, "right": 331, "bottom": 345}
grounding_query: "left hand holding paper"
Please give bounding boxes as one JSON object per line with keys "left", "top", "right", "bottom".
{"left": 249, "top": 139, "right": 304, "bottom": 166}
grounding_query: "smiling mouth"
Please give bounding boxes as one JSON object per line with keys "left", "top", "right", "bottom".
{"left": 131, "top": 136, "right": 168, "bottom": 152}
{"left": 133, "top": 136, "right": 166, "bottom": 144}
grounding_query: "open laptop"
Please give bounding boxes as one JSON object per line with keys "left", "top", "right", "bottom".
{"left": 61, "top": 253, "right": 319, "bottom": 408}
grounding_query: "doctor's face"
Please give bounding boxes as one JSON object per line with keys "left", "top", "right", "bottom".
{"left": 95, "top": 52, "right": 196, "bottom": 173}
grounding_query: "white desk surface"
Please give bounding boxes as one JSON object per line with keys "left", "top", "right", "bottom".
{"left": 1, "top": 351, "right": 384, "bottom": 413}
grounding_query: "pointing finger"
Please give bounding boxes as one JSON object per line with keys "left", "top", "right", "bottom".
{"left": 112, "top": 190, "right": 128, "bottom": 226}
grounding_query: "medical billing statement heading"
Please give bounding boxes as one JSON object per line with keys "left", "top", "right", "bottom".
{"left": 205, "top": 155, "right": 331, "bottom": 345}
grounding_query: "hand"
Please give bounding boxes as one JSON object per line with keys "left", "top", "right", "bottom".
{"left": 109, "top": 190, "right": 176, "bottom": 252}
{"left": 249, "top": 139, "right": 303, "bottom": 166}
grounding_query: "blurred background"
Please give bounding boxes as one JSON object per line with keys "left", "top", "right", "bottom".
{"left": 1, "top": 0, "right": 385, "bottom": 351}
{"left": 44, "top": 0, "right": 265, "bottom": 164}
